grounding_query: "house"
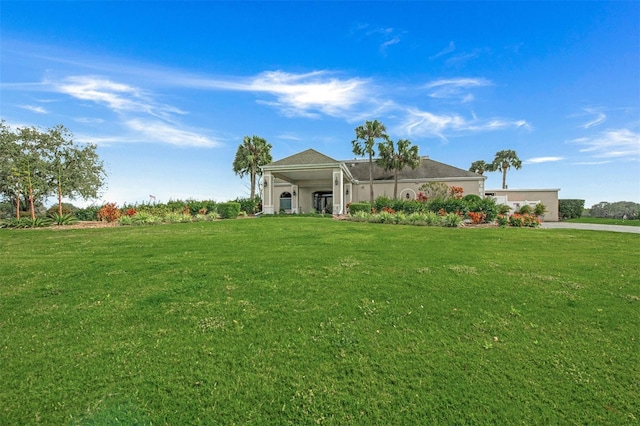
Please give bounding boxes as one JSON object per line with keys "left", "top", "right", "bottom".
{"left": 261, "top": 149, "right": 486, "bottom": 215}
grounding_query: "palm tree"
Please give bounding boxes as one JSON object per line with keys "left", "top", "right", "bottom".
{"left": 232, "top": 135, "right": 273, "bottom": 199}
{"left": 469, "top": 160, "right": 489, "bottom": 175}
{"left": 377, "top": 137, "right": 420, "bottom": 199}
{"left": 352, "top": 120, "right": 389, "bottom": 204}
{"left": 490, "top": 149, "right": 522, "bottom": 189}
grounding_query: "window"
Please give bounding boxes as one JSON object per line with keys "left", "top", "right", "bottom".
{"left": 279, "top": 192, "right": 292, "bottom": 211}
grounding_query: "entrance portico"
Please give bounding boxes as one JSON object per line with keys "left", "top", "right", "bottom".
{"left": 262, "top": 149, "right": 353, "bottom": 215}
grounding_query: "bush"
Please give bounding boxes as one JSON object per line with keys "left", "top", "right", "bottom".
{"left": 426, "top": 198, "right": 468, "bottom": 216}
{"left": 235, "top": 197, "right": 260, "bottom": 215}
{"left": 97, "top": 203, "right": 121, "bottom": 222}
{"left": 508, "top": 213, "right": 541, "bottom": 227}
{"left": 463, "top": 194, "right": 482, "bottom": 204}
{"left": 443, "top": 212, "right": 462, "bottom": 227}
{"left": 75, "top": 205, "right": 100, "bottom": 221}
{"left": 518, "top": 204, "right": 533, "bottom": 215}
{"left": 559, "top": 199, "right": 585, "bottom": 220}
{"left": 497, "top": 204, "right": 511, "bottom": 215}
{"left": 46, "top": 203, "right": 77, "bottom": 216}
{"left": 534, "top": 203, "right": 548, "bottom": 217}
{"left": 466, "top": 197, "right": 499, "bottom": 222}
{"left": 218, "top": 202, "right": 241, "bottom": 219}
{"left": 349, "top": 203, "right": 372, "bottom": 215}
{"left": 496, "top": 214, "right": 509, "bottom": 227}
{"left": 49, "top": 212, "right": 78, "bottom": 226}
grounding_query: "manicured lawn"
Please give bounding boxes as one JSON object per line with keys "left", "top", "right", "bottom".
{"left": 566, "top": 217, "right": 640, "bottom": 226}
{"left": 1, "top": 219, "right": 638, "bottom": 424}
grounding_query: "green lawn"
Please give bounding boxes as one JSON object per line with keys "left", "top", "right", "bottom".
{"left": 567, "top": 217, "right": 640, "bottom": 226}
{"left": 1, "top": 219, "right": 638, "bottom": 424}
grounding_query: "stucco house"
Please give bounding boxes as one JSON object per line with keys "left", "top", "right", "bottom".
{"left": 261, "top": 148, "right": 486, "bottom": 215}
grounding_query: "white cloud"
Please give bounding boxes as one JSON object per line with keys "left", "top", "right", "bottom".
{"left": 52, "top": 75, "right": 184, "bottom": 120}
{"left": 526, "top": 156, "right": 564, "bottom": 164}
{"left": 125, "top": 119, "right": 221, "bottom": 148}
{"left": 430, "top": 41, "right": 456, "bottom": 60}
{"left": 569, "top": 128, "right": 640, "bottom": 159}
{"left": 580, "top": 108, "right": 607, "bottom": 129}
{"left": 19, "top": 104, "right": 48, "bottom": 114}
{"left": 401, "top": 108, "right": 530, "bottom": 140}
{"left": 424, "top": 78, "right": 492, "bottom": 103}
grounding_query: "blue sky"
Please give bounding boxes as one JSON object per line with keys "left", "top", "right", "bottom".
{"left": 1, "top": 1, "right": 639, "bottom": 207}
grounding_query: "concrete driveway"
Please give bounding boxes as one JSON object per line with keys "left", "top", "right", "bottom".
{"left": 540, "top": 222, "right": 640, "bottom": 234}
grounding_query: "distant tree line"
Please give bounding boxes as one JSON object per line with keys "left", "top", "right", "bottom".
{"left": 0, "top": 121, "right": 106, "bottom": 219}
{"left": 587, "top": 201, "right": 640, "bottom": 219}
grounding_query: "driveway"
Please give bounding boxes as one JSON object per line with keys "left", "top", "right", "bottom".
{"left": 540, "top": 222, "right": 640, "bottom": 234}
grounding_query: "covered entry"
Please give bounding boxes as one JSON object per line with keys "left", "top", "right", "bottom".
{"left": 312, "top": 191, "right": 333, "bottom": 214}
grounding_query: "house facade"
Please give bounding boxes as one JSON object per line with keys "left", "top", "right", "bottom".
{"left": 261, "top": 149, "right": 486, "bottom": 215}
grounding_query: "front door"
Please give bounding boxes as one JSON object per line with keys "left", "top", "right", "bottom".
{"left": 312, "top": 191, "right": 333, "bottom": 214}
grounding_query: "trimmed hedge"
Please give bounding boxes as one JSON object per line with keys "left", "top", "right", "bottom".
{"left": 217, "top": 202, "right": 241, "bottom": 219}
{"left": 559, "top": 199, "right": 585, "bottom": 220}
{"left": 349, "top": 203, "right": 372, "bottom": 214}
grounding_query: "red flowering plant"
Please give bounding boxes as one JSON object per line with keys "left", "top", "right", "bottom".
{"left": 468, "top": 211, "right": 487, "bottom": 224}
{"left": 382, "top": 206, "right": 396, "bottom": 214}
{"left": 125, "top": 208, "right": 137, "bottom": 217}
{"left": 449, "top": 186, "right": 464, "bottom": 199}
{"left": 416, "top": 192, "right": 429, "bottom": 202}
{"left": 97, "top": 202, "right": 122, "bottom": 222}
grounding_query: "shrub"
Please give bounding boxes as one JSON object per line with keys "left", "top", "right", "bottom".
{"left": 119, "top": 215, "right": 133, "bottom": 226}
{"left": 463, "top": 194, "right": 482, "bottom": 204}
{"left": 235, "top": 197, "right": 260, "bottom": 215}
{"left": 559, "top": 199, "right": 585, "bottom": 220}
{"left": 467, "top": 197, "right": 499, "bottom": 222}
{"left": 509, "top": 213, "right": 541, "bottom": 228}
{"left": 75, "top": 205, "right": 100, "bottom": 221}
{"left": 97, "top": 203, "right": 121, "bottom": 222}
{"left": 418, "top": 182, "right": 450, "bottom": 200}
{"left": 497, "top": 204, "right": 511, "bottom": 215}
{"left": 534, "top": 203, "right": 548, "bottom": 217}
{"left": 218, "top": 202, "right": 241, "bottom": 219}
{"left": 424, "top": 211, "right": 442, "bottom": 226}
{"left": 349, "top": 203, "right": 372, "bottom": 215}
{"left": 496, "top": 214, "right": 509, "bottom": 227}
{"left": 49, "top": 212, "right": 78, "bottom": 226}
{"left": 443, "top": 212, "right": 462, "bottom": 227}
{"left": 130, "top": 211, "right": 155, "bottom": 225}
{"left": 426, "top": 198, "right": 468, "bottom": 216}
{"left": 518, "top": 204, "right": 533, "bottom": 215}
{"left": 467, "top": 211, "right": 487, "bottom": 224}
{"left": 350, "top": 211, "right": 371, "bottom": 222}
{"left": 46, "top": 203, "right": 76, "bottom": 216}
{"left": 377, "top": 211, "right": 396, "bottom": 224}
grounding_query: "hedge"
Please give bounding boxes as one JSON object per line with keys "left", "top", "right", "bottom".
{"left": 349, "top": 203, "right": 372, "bottom": 214}
{"left": 558, "top": 199, "right": 585, "bottom": 220}
{"left": 217, "top": 202, "right": 241, "bottom": 219}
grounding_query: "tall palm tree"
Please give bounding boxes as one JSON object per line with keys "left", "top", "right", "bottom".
{"left": 232, "top": 135, "right": 273, "bottom": 199}
{"left": 377, "top": 137, "right": 420, "bottom": 199}
{"left": 352, "top": 120, "right": 389, "bottom": 204}
{"left": 469, "top": 160, "right": 489, "bottom": 175}
{"left": 490, "top": 150, "right": 522, "bottom": 189}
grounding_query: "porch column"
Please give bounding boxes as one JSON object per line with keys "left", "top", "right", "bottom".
{"left": 292, "top": 184, "right": 299, "bottom": 213}
{"left": 332, "top": 170, "right": 343, "bottom": 215}
{"left": 263, "top": 173, "right": 274, "bottom": 214}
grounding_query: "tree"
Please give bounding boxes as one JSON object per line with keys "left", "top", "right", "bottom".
{"left": 489, "top": 150, "right": 522, "bottom": 189}
{"left": 232, "top": 135, "right": 273, "bottom": 199}
{"left": 469, "top": 160, "right": 489, "bottom": 175}
{"left": 352, "top": 120, "right": 389, "bottom": 204}
{"left": 377, "top": 137, "right": 420, "bottom": 199}
{"left": 0, "top": 123, "right": 106, "bottom": 218}
{"left": 44, "top": 125, "right": 106, "bottom": 216}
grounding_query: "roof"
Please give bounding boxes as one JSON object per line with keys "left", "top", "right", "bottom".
{"left": 267, "top": 148, "right": 338, "bottom": 167}
{"left": 347, "top": 157, "right": 481, "bottom": 181}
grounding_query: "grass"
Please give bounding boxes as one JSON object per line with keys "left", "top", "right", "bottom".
{"left": 1, "top": 218, "right": 639, "bottom": 424}
{"left": 566, "top": 217, "right": 640, "bottom": 226}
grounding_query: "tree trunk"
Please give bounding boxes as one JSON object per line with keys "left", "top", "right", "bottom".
{"left": 58, "top": 182, "right": 63, "bottom": 216}
{"left": 368, "top": 153, "right": 374, "bottom": 204}
{"left": 28, "top": 187, "right": 35, "bottom": 220}
{"left": 250, "top": 164, "right": 256, "bottom": 199}
{"left": 393, "top": 169, "right": 399, "bottom": 199}
{"left": 502, "top": 166, "right": 508, "bottom": 189}
{"left": 15, "top": 191, "right": 20, "bottom": 219}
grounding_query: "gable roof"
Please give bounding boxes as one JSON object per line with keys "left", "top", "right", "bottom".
{"left": 347, "top": 157, "right": 481, "bottom": 181}
{"left": 267, "top": 148, "right": 338, "bottom": 166}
